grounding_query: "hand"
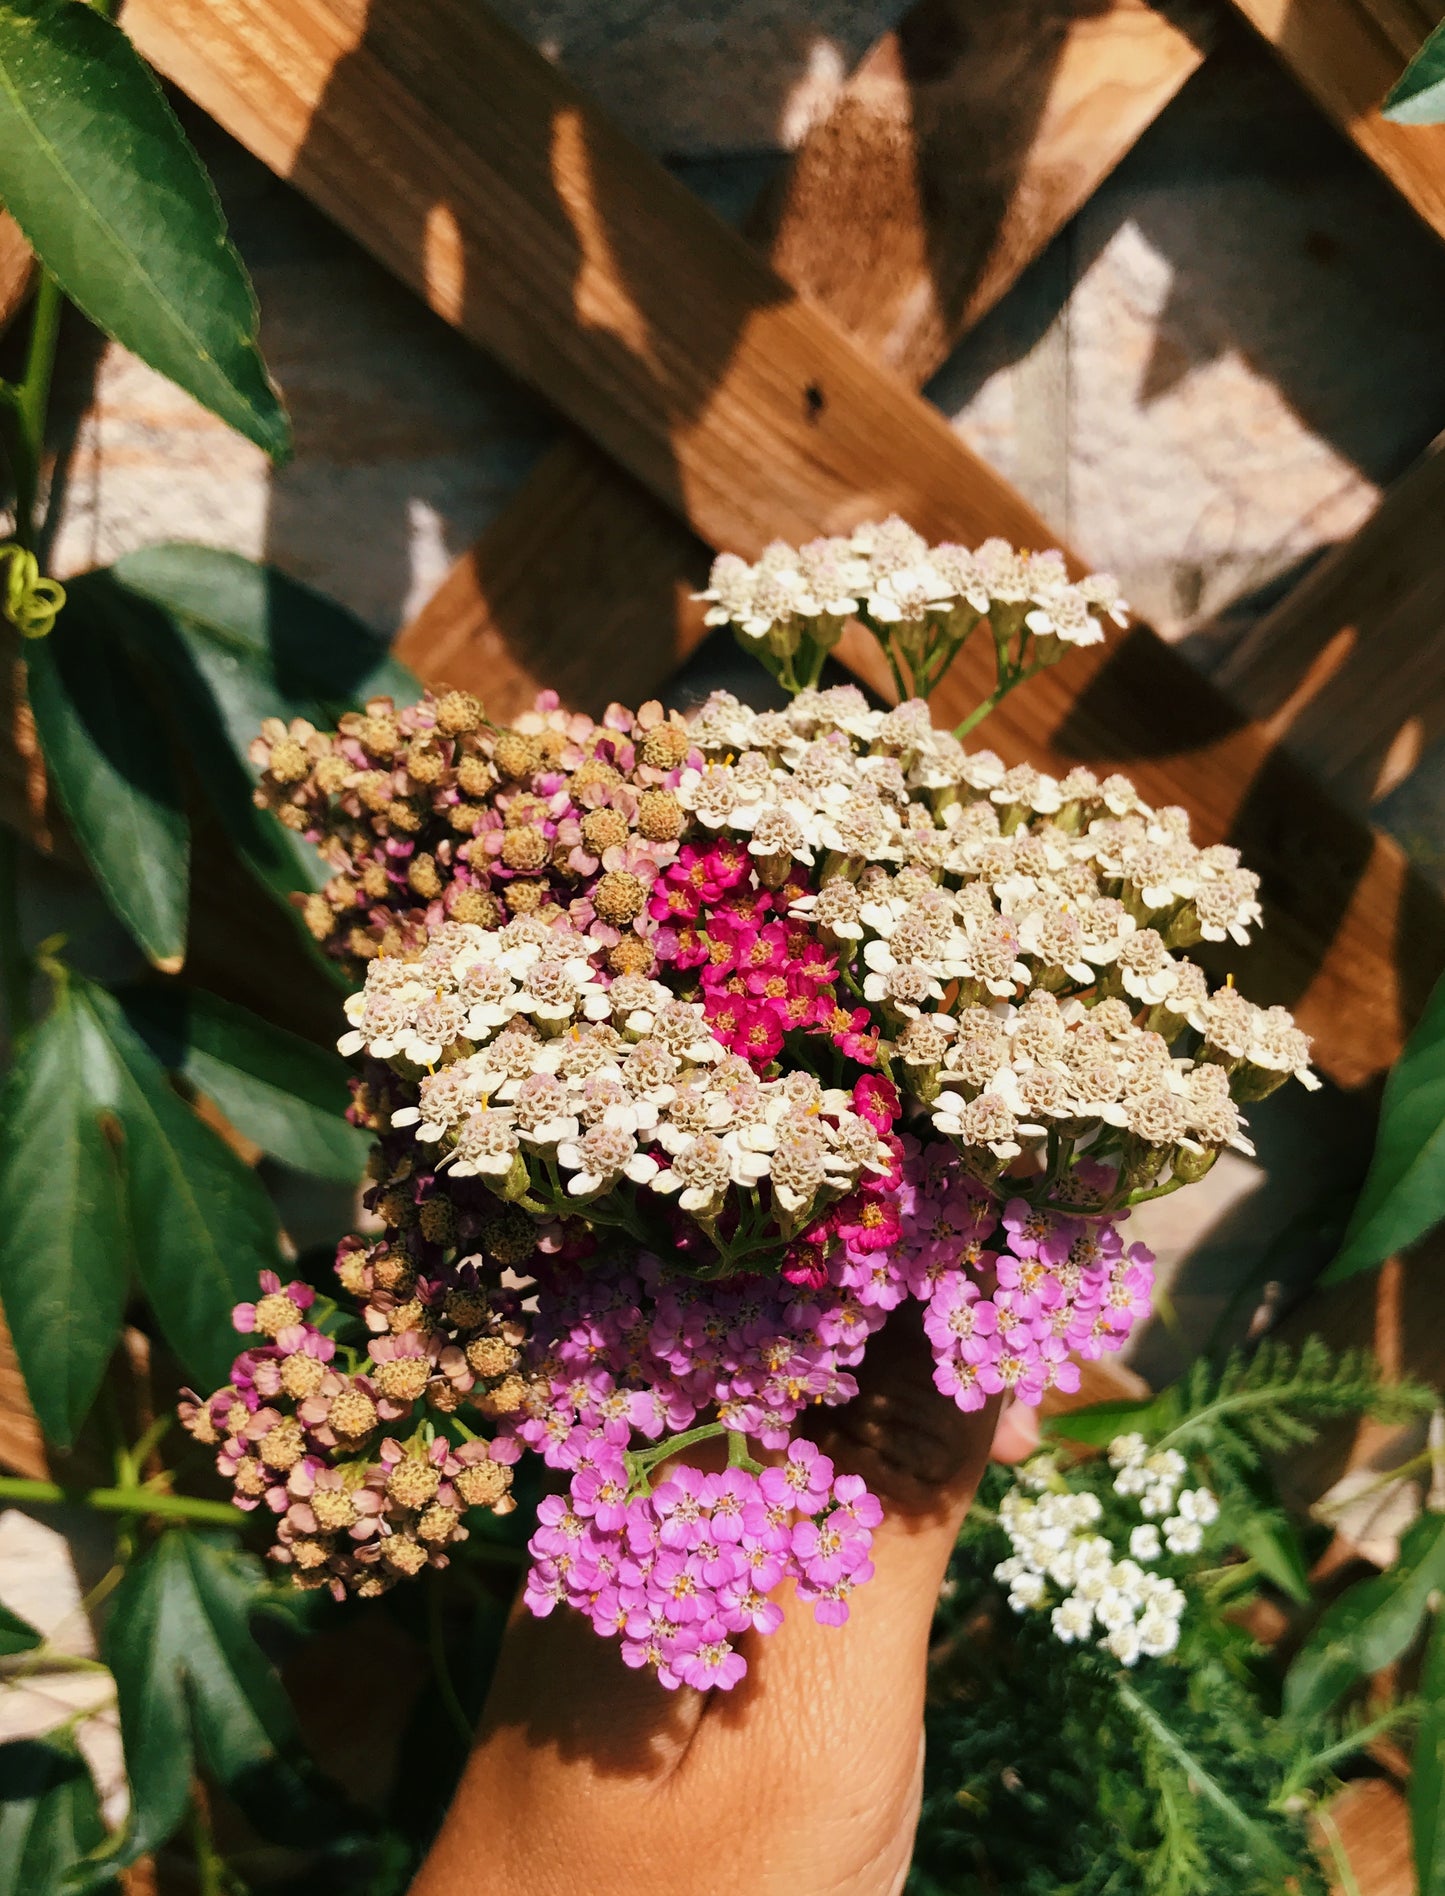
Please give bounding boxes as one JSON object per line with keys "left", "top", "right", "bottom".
{"left": 411, "top": 1303, "right": 1038, "bottom": 1896}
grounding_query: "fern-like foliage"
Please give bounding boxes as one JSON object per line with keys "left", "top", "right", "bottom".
{"left": 911, "top": 1338, "right": 1431, "bottom": 1894}
{"left": 910, "top": 1571, "right": 1328, "bottom": 1896}
{"left": 1155, "top": 1336, "right": 1434, "bottom": 1463}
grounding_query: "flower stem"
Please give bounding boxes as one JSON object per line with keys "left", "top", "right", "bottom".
{"left": 625, "top": 1420, "right": 730, "bottom": 1494}
{"left": 0, "top": 1472, "right": 243, "bottom": 1529}
{"left": 0, "top": 828, "right": 31, "bottom": 1044}
{"left": 951, "top": 658, "right": 1044, "bottom": 740}
{"left": 727, "top": 1428, "right": 763, "bottom": 1475}
{"left": 189, "top": 1796, "right": 232, "bottom": 1896}
{"left": 428, "top": 1584, "right": 474, "bottom": 1751}
{"left": 0, "top": 271, "right": 63, "bottom": 554}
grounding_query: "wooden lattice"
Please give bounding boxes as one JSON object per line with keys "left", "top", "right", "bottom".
{"left": 2, "top": 11, "right": 1441, "bottom": 1876}
{"left": 94, "top": 0, "right": 1445, "bottom": 1095}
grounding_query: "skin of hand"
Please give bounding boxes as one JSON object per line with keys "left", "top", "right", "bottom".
{"left": 411, "top": 1304, "right": 1040, "bottom": 1896}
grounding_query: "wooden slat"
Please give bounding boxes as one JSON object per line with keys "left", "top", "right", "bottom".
{"left": 0, "top": 1305, "right": 47, "bottom": 1481}
{"left": 1228, "top": 0, "right": 1445, "bottom": 243}
{"left": 119, "top": 0, "right": 1445, "bottom": 1086}
{"left": 401, "top": 0, "right": 1215, "bottom": 719}
{"left": 752, "top": 0, "right": 1215, "bottom": 390}
{"left": 398, "top": 0, "right": 1213, "bottom": 725}
{"left": 1320, "top": 1780, "right": 1413, "bottom": 1896}
{"left": 120, "top": 0, "right": 1098, "bottom": 561}
{"left": 1219, "top": 438, "right": 1445, "bottom": 813}
{"left": 0, "top": 211, "right": 32, "bottom": 335}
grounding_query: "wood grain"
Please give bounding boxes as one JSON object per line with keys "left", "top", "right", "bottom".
{"left": 401, "top": 0, "right": 1215, "bottom": 720}
{"left": 119, "top": 0, "right": 1445, "bottom": 1085}
{"left": 0, "top": 211, "right": 32, "bottom": 336}
{"left": 1320, "top": 1780, "right": 1413, "bottom": 1896}
{"left": 1228, "top": 0, "right": 1445, "bottom": 242}
{"left": 0, "top": 1305, "right": 47, "bottom": 1481}
{"left": 1220, "top": 438, "right": 1445, "bottom": 813}
{"left": 753, "top": 0, "right": 1216, "bottom": 390}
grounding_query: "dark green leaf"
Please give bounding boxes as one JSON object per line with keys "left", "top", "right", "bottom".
{"left": 0, "top": 1737, "right": 115, "bottom": 1896}
{"left": 1413, "top": 1609, "right": 1445, "bottom": 1895}
{"left": 73, "top": 977, "right": 283, "bottom": 1391}
{"left": 0, "top": 1606, "right": 39, "bottom": 1659}
{"left": 1285, "top": 1512, "right": 1445, "bottom": 1724}
{"left": 1384, "top": 20, "right": 1445, "bottom": 124}
{"left": 0, "top": 0, "right": 288, "bottom": 455}
{"left": 118, "top": 984, "right": 367, "bottom": 1182}
{"left": 0, "top": 983, "right": 130, "bottom": 1446}
{"left": 111, "top": 543, "right": 416, "bottom": 724}
{"left": 1233, "top": 1506, "right": 1312, "bottom": 1607}
{"left": 1329, "top": 969, "right": 1445, "bottom": 1279}
{"left": 25, "top": 612, "right": 189, "bottom": 971}
{"left": 1215, "top": 1454, "right": 1314, "bottom": 1606}
{"left": 103, "top": 1533, "right": 322, "bottom": 1863}
{"left": 57, "top": 567, "right": 325, "bottom": 912}
{"left": 64, "top": 546, "right": 418, "bottom": 919}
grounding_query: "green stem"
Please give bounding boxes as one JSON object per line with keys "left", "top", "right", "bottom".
{"left": 625, "top": 1420, "right": 731, "bottom": 1494}
{"left": 428, "top": 1585, "right": 475, "bottom": 1751}
{"left": 0, "top": 1647, "right": 109, "bottom": 1678}
{"left": 1315, "top": 1807, "right": 1363, "bottom": 1896}
{"left": 726, "top": 1428, "right": 764, "bottom": 1474}
{"left": 0, "top": 828, "right": 31, "bottom": 1043}
{"left": 953, "top": 657, "right": 1052, "bottom": 740}
{"left": 189, "top": 1797, "right": 230, "bottom": 1896}
{"left": 0, "top": 1472, "right": 244, "bottom": 1529}
{"left": 2, "top": 272, "right": 62, "bottom": 554}
{"left": 1116, "top": 1677, "right": 1291, "bottom": 1871}
{"left": 873, "top": 630, "right": 909, "bottom": 704}
{"left": 1125, "top": 1175, "right": 1190, "bottom": 1208}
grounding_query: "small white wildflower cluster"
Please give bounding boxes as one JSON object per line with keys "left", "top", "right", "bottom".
{"left": 995, "top": 1436, "right": 1219, "bottom": 1666}
{"left": 1108, "top": 1433, "right": 1221, "bottom": 1555}
{"left": 697, "top": 518, "right": 1127, "bottom": 697}
{"left": 340, "top": 914, "right": 893, "bottom": 1225}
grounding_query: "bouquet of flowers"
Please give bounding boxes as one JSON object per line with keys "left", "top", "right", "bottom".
{"left": 183, "top": 520, "right": 1316, "bottom": 1693}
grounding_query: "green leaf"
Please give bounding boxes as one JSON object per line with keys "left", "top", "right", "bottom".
{"left": 25, "top": 609, "right": 190, "bottom": 971}
{"left": 1384, "top": 20, "right": 1445, "bottom": 124}
{"left": 1285, "top": 1512, "right": 1445, "bottom": 1724}
{"left": 103, "top": 1533, "right": 323, "bottom": 1864}
{"left": 0, "top": 1606, "right": 39, "bottom": 1659}
{"left": 0, "top": 983, "right": 130, "bottom": 1446}
{"left": 62, "top": 547, "right": 418, "bottom": 915}
{"left": 1215, "top": 1455, "right": 1313, "bottom": 1606}
{"left": 1233, "top": 1505, "right": 1312, "bottom": 1607}
{"left": 72, "top": 977, "right": 283, "bottom": 1391}
{"left": 56, "top": 566, "right": 323, "bottom": 913}
{"left": 1041, "top": 1394, "right": 1167, "bottom": 1447}
{"left": 0, "top": 1737, "right": 116, "bottom": 1896}
{"left": 111, "top": 543, "right": 416, "bottom": 726}
{"left": 0, "top": 0, "right": 288, "bottom": 456}
{"left": 1412, "top": 1610, "right": 1445, "bottom": 1894}
{"left": 1328, "top": 969, "right": 1445, "bottom": 1279}
{"left": 118, "top": 984, "right": 367, "bottom": 1183}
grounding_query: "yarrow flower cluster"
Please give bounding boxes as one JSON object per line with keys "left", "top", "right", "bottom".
{"left": 696, "top": 517, "right": 1128, "bottom": 701}
{"left": 185, "top": 524, "right": 1313, "bottom": 1689}
{"left": 994, "top": 1437, "right": 1219, "bottom": 1666}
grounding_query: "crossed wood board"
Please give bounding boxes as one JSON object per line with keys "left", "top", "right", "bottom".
{"left": 7, "top": 0, "right": 1445, "bottom": 1090}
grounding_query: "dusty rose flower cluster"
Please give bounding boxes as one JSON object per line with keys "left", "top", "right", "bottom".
{"left": 185, "top": 526, "right": 1314, "bottom": 1685}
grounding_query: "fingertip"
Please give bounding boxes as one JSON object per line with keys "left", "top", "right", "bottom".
{"left": 990, "top": 1396, "right": 1041, "bottom": 1465}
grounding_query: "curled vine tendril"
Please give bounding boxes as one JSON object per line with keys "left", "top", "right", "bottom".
{"left": 0, "top": 544, "right": 66, "bottom": 639}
